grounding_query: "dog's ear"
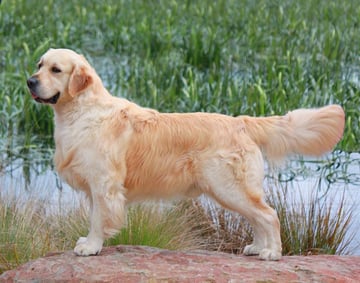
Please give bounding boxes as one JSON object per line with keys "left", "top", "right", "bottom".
{"left": 68, "top": 64, "right": 93, "bottom": 97}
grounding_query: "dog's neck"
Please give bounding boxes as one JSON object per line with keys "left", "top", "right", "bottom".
{"left": 52, "top": 81, "right": 112, "bottom": 124}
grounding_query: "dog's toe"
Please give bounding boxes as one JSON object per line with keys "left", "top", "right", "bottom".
{"left": 243, "top": 244, "right": 261, "bottom": 256}
{"left": 259, "top": 248, "right": 281, "bottom": 261}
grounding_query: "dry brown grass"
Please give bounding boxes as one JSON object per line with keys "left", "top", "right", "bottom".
{"left": 268, "top": 183, "right": 355, "bottom": 255}
{"left": 191, "top": 183, "right": 355, "bottom": 256}
{"left": 0, "top": 191, "right": 88, "bottom": 274}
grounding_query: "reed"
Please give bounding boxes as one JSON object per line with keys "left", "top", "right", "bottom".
{"left": 1, "top": 0, "right": 359, "bottom": 161}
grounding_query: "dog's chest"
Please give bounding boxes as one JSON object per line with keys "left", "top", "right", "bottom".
{"left": 53, "top": 123, "right": 99, "bottom": 192}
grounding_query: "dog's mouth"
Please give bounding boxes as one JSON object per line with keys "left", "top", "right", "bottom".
{"left": 31, "top": 92, "right": 60, "bottom": 104}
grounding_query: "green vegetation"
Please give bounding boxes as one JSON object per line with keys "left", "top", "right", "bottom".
{"left": 0, "top": 191, "right": 207, "bottom": 274}
{"left": 0, "top": 0, "right": 359, "bottom": 275}
{"left": 1, "top": 0, "right": 359, "bottom": 158}
{"left": 105, "top": 202, "right": 208, "bottom": 250}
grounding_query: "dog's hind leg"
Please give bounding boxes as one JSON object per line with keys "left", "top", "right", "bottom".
{"left": 74, "top": 179, "right": 126, "bottom": 256}
{"left": 241, "top": 200, "right": 281, "bottom": 260}
{"left": 202, "top": 147, "right": 282, "bottom": 260}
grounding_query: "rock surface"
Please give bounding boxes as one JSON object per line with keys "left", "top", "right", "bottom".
{"left": 1, "top": 245, "right": 360, "bottom": 282}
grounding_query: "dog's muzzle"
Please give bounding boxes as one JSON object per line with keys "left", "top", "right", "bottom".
{"left": 27, "top": 77, "right": 60, "bottom": 104}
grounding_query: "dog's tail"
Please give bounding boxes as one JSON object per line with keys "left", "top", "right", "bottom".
{"left": 241, "top": 105, "right": 345, "bottom": 160}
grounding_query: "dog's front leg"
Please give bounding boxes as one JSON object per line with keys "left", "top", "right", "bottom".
{"left": 74, "top": 182, "right": 126, "bottom": 256}
{"left": 74, "top": 195, "right": 105, "bottom": 256}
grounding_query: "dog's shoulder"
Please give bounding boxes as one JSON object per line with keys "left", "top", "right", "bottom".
{"left": 119, "top": 101, "right": 159, "bottom": 132}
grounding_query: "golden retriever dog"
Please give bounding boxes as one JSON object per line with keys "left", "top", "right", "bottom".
{"left": 27, "top": 48, "right": 345, "bottom": 260}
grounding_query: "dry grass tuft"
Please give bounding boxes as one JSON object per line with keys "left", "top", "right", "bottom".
{"left": 191, "top": 183, "right": 355, "bottom": 256}
{"left": 268, "top": 182, "right": 355, "bottom": 256}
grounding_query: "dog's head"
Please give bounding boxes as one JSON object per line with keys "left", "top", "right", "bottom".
{"left": 27, "top": 48, "right": 94, "bottom": 105}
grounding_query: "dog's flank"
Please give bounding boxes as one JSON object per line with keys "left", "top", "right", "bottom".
{"left": 27, "top": 48, "right": 345, "bottom": 261}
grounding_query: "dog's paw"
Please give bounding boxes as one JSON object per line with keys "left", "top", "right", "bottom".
{"left": 76, "top": 237, "right": 88, "bottom": 245}
{"left": 74, "top": 237, "right": 103, "bottom": 256}
{"left": 243, "top": 244, "right": 261, "bottom": 256}
{"left": 244, "top": 245, "right": 281, "bottom": 260}
{"left": 259, "top": 248, "right": 281, "bottom": 261}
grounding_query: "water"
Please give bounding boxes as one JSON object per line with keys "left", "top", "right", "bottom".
{"left": 268, "top": 152, "right": 360, "bottom": 255}
{"left": 1, "top": 151, "right": 359, "bottom": 255}
{"left": 0, "top": 166, "right": 80, "bottom": 215}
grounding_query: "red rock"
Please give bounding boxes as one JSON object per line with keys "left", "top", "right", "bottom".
{"left": 1, "top": 245, "right": 359, "bottom": 282}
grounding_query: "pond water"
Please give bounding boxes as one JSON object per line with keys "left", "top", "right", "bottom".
{"left": 267, "top": 152, "right": 360, "bottom": 255}
{"left": 1, "top": 151, "right": 359, "bottom": 255}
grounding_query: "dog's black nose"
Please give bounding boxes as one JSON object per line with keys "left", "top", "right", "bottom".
{"left": 27, "top": 77, "right": 38, "bottom": 90}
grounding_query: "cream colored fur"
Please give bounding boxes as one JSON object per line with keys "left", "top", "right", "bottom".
{"left": 27, "top": 48, "right": 345, "bottom": 260}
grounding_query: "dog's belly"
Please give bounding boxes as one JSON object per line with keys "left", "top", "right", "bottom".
{"left": 124, "top": 182, "right": 202, "bottom": 203}
{"left": 123, "top": 170, "right": 202, "bottom": 203}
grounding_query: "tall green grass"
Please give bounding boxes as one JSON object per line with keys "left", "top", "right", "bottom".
{"left": 1, "top": 0, "right": 359, "bottom": 163}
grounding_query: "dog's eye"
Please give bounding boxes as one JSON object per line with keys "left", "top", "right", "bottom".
{"left": 37, "top": 63, "right": 43, "bottom": 70}
{"left": 51, "top": 66, "right": 61, "bottom": 73}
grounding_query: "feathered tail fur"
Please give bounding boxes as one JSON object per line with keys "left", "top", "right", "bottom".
{"left": 242, "top": 105, "right": 345, "bottom": 160}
